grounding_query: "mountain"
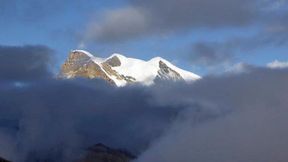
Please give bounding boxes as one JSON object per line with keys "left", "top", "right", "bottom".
{"left": 77, "top": 143, "right": 135, "bottom": 162}
{"left": 0, "top": 156, "right": 10, "bottom": 162}
{"left": 60, "top": 50, "right": 201, "bottom": 86}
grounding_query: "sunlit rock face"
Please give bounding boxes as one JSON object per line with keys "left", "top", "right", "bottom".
{"left": 60, "top": 51, "right": 116, "bottom": 84}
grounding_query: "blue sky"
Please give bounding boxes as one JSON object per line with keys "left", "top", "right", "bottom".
{"left": 0, "top": 0, "right": 288, "bottom": 75}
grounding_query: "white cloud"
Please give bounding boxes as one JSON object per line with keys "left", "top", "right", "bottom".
{"left": 225, "top": 62, "right": 253, "bottom": 74}
{"left": 267, "top": 60, "right": 288, "bottom": 69}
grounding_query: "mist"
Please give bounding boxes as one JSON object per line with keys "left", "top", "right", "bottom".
{"left": 138, "top": 68, "right": 288, "bottom": 162}
{"left": 0, "top": 78, "right": 185, "bottom": 161}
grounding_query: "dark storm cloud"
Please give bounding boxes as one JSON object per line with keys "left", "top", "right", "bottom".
{"left": 0, "top": 45, "right": 53, "bottom": 81}
{"left": 187, "top": 0, "right": 288, "bottom": 65}
{"left": 83, "top": 0, "right": 265, "bottom": 43}
{"left": 190, "top": 22, "right": 288, "bottom": 65}
{"left": 131, "top": 0, "right": 258, "bottom": 28}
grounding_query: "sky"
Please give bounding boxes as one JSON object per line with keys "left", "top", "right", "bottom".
{"left": 1, "top": 0, "right": 288, "bottom": 75}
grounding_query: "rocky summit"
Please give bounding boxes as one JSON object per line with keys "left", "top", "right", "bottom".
{"left": 60, "top": 50, "right": 201, "bottom": 86}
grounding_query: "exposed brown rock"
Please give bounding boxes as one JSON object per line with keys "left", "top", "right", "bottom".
{"left": 101, "top": 62, "right": 124, "bottom": 80}
{"left": 101, "top": 62, "right": 136, "bottom": 83}
{"left": 105, "top": 56, "right": 121, "bottom": 67}
{"left": 157, "top": 61, "right": 183, "bottom": 81}
{"left": 60, "top": 51, "right": 115, "bottom": 85}
{"left": 60, "top": 50, "right": 137, "bottom": 86}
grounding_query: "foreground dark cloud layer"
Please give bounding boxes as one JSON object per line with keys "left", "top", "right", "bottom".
{"left": 138, "top": 67, "right": 288, "bottom": 162}
{"left": 0, "top": 45, "right": 53, "bottom": 81}
{"left": 1, "top": 45, "right": 288, "bottom": 162}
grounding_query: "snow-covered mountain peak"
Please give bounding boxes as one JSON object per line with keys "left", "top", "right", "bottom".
{"left": 148, "top": 56, "right": 165, "bottom": 62}
{"left": 60, "top": 50, "right": 201, "bottom": 86}
{"left": 71, "top": 50, "right": 94, "bottom": 58}
{"left": 108, "top": 53, "right": 127, "bottom": 60}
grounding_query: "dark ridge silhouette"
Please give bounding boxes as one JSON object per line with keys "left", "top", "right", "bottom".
{"left": 78, "top": 143, "right": 136, "bottom": 162}
{"left": 0, "top": 156, "right": 11, "bottom": 162}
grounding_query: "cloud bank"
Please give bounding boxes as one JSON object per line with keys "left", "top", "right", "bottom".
{"left": 0, "top": 45, "right": 185, "bottom": 161}
{"left": 1, "top": 45, "right": 288, "bottom": 162}
{"left": 0, "top": 45, "right": 53, "bottom": 81}
{"left": 137, "top": 68, "right": 288, "bottom": 162}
